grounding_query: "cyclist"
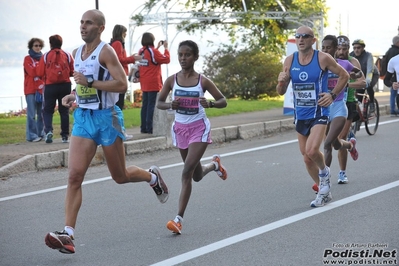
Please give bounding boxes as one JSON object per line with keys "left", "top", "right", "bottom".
{"left": 349, "top": 39, "right": 379, "bottom": 113}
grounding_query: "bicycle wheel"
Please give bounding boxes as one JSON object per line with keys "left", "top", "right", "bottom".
{"left": 365, "top": 98, "right": 379, "bottom": 135}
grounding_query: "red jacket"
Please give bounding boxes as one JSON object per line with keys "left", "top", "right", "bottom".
{"left": 111, "top": 41, "right": 135, "bottom": 75}
{"left": 23, "top": 55, "right": 44, "bottom": 95}
{"left": 138, "top": 46, "right": 170, "bottom": 92}
{"left": 37, "top": 48, "right": 74, "bottom": 85}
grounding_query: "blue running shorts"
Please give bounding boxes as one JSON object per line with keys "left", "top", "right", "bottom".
{"left": 295, "top": 116, "right": 328, "bottom": 136}
{"left": 72, "top": 106, "right": 125, "bottom": 146}
{"left": 328, "top": 100, "right": 348, "bottom": 122}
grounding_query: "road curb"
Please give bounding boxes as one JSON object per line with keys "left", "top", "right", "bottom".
{"left": 0, "top": 104, "right": 390, "bottom": 178}
{"left": 0, "top": 118, "right": 295, "bottom": 178}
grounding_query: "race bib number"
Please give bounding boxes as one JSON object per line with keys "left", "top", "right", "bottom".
{"left": 293, "top": 83, "right": 316, "bottom": 107}
{"left": 175, "top": 89, "right": 200, "bottom": 115}
{"left": 76, "top": 75, "right": 100, "bottom": 104}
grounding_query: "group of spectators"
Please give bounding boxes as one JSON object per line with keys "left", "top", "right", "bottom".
{"left": 23, "top": 27, "right": 169, "bottom": 143}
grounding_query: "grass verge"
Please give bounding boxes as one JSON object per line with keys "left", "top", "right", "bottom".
{"left": 0, "top": 97, "right": 283, "bottom": 145}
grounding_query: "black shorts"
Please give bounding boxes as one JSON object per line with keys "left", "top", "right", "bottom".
{"left": 346, "top": 101, "right": 358, "bottom": 120}
{"left": 295, "top": 116, "right": 328, "bottom": 136}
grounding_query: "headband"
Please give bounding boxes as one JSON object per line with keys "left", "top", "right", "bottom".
{"left": 337, "top": 37, "right": 350, "bottom": 46}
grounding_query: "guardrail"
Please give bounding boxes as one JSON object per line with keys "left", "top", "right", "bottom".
{"left": 0, "top": 95, "right": 26, "bottom": 113}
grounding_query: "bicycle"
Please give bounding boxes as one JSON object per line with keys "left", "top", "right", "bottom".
{"left": 351, "top": 91, "right": 380, "bottom": 136}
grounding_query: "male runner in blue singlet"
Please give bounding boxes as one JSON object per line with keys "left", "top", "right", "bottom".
{"left": 277, "top": 26, "right": 349, "bottom": 207}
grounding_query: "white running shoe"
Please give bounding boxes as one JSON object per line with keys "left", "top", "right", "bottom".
{"left": 338, "top": 172, "right": 348, "bottom": 184}
{"left": 149, "top": 166, "right": 169, "bottom": 203}
{"left": 318, "top": 167, "right": 331, "bottom": 195}
{"left": 310, "top": 192, "right": 332, "bottom": 207}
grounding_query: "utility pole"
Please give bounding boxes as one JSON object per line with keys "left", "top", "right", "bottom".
{"left": 95, "top": 0, "right": 99, "bottom": 9}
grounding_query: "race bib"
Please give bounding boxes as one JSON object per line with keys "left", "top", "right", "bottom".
{"left": 76, "top": 75, "right": 100, "bottom": 104}
{"left": 175, "top": 89, "right": 200, "bottom": 115}
{"left": 293, "top": 83, "right": 317, "bottom": 107}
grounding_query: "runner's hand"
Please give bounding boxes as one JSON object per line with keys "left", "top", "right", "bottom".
{"left": 318, "top": 92, "right": 333, "bottom": 107}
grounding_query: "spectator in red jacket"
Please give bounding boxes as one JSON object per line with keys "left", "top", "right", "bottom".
{"left": 23, "top": 37, "right": 45, "bottom": 142}
{"left": 37, "top": 34, "right": 74, "bottom": 144}
{"left": 110, "top": 24, "right": 142, "bottom": 111}
{"left": 138, "top": 32, "right": 170, "bottom": 134}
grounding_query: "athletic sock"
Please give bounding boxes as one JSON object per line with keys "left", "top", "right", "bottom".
{"left": 212, "top": 161, "right": 219, "bottom": 171}
{"left": 149, "top": 173, "right": 157, "bottom": 186}
{"left": 64, "top": 226, "right": 75, "bottom": 239}
{"left": 174, "top": 215, "right": 183, "bottom": 223}
{"left": 319, "top": 166, "right": 329, "bottom": 176}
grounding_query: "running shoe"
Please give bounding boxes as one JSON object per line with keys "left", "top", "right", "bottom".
{"left": 318, "top": 167, "right": 331, "bottom": 195}
{"left": 310, "top": 192, "right": 333, "bottom": 207}
{"left": 347, "top": 129, "right": 355, "bottom": 141}
{"left": 124, "top": 132, "right": 133, "bottom": 141}
{"left": 349, "top": 138, "right": 358, "bottom": 161}
{"left": 32, "top": 137, "right": 42, "bottom": 142}
{"left": 166, "top": 220, "right": 182, "bottom": 234}
{"left": 45, "top": 230, "right": 75, "bottom": 254}
{"left": 312, "top": 183, "right": 319, "bottom": 193}
{"left": 212, "top": 154, "right": 227, "bottom": 180}
{"left": 62, "top": 137, "right": 69, "bottom": 143}
{"left": 338, "top": 172, "right": 348, "bottom": 184}
{"left": 149, "top": 166, "right": 169, "bottom": 203}
{"left": 45, "top": 132, "right": 53, "bottom": 144}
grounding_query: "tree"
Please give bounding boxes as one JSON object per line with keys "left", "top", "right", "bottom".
{"left": 133, "top": 0, "right": 328, "bottom": 54}
{"left": 202, "top": 45, "right": 282, "bottom": 99}
{"left": 132, "top": 0, "right": 328, "bottom": 99}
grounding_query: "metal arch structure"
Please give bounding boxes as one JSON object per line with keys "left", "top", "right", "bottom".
{"left": 128, "top": 3, "right": 324, "bottom": 52}
{"left": 128, "top": 1, "right": 324, "bottom": 75}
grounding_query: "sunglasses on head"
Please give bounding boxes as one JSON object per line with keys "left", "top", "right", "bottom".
{"left": 295, "top": 33, "right": 314, "bottom": 39}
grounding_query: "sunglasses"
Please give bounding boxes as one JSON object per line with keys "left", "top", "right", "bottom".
{"left": 34, "top": 44, "right": 43, "bottom": 47}
{"left": 295, "top": 33, "right": 314, "bottom": 39}
{"left": 353, "top": 46, "right": 362, "bottom": 50}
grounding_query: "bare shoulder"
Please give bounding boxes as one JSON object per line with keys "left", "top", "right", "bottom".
{"left": 318, "top": 51, "right": 336, "bottom": 69}
{"left": 349, "top": 57, "right": 361, "bottom": 68}
{"left": 164, "top": 74, "right": 175, "bottom": 85}
{"left": 200, "top": 74, "right": 215, "bottom": 86}
{"left": 99, "top": 43, "right": 119, "bottom": 64}
{"left": 100, "top": 43, "right": 116, "bottom": 56}
{"left": 284, "top": 54, "right": 294, "bottom": 63}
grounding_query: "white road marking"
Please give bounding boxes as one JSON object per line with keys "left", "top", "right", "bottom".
{"left": 1, "top": 119, "right": 397, "bottom": 202}
{"left": 0, "top": 140, "right": 297, "bottom": 202}
{"left": 150, "top": 181, "right": 399, "bottom": 266}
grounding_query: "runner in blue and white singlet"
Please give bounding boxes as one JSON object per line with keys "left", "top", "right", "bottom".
{"left": 74, "top": 41, "right": 117, "bottom": 110}
{"left": 277, "top": 26, "right": 349, "bottom": 208}
{"left": 45, "top": 9, "right": 169, "bottom": 255}
{"left": 290, "top": 50, "right": 329, "bottom": 121}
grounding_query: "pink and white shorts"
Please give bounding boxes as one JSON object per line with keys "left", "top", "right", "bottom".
{"left": 172, "top": 118, "right": 212, "bottom": 149}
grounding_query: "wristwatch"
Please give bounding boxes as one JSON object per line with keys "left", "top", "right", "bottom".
{"left": 329, "top": 92, "right": 337, "bottom": 100}
{"left": 87, "top": 77, "right": 94, "bottom": 88}
{"left": 209, "top": 101, "right": 215, "bottom": 108}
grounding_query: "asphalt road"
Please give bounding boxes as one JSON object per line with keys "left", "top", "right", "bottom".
{"left": 1, "top": 115, "right": 398, "bottom": 266}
